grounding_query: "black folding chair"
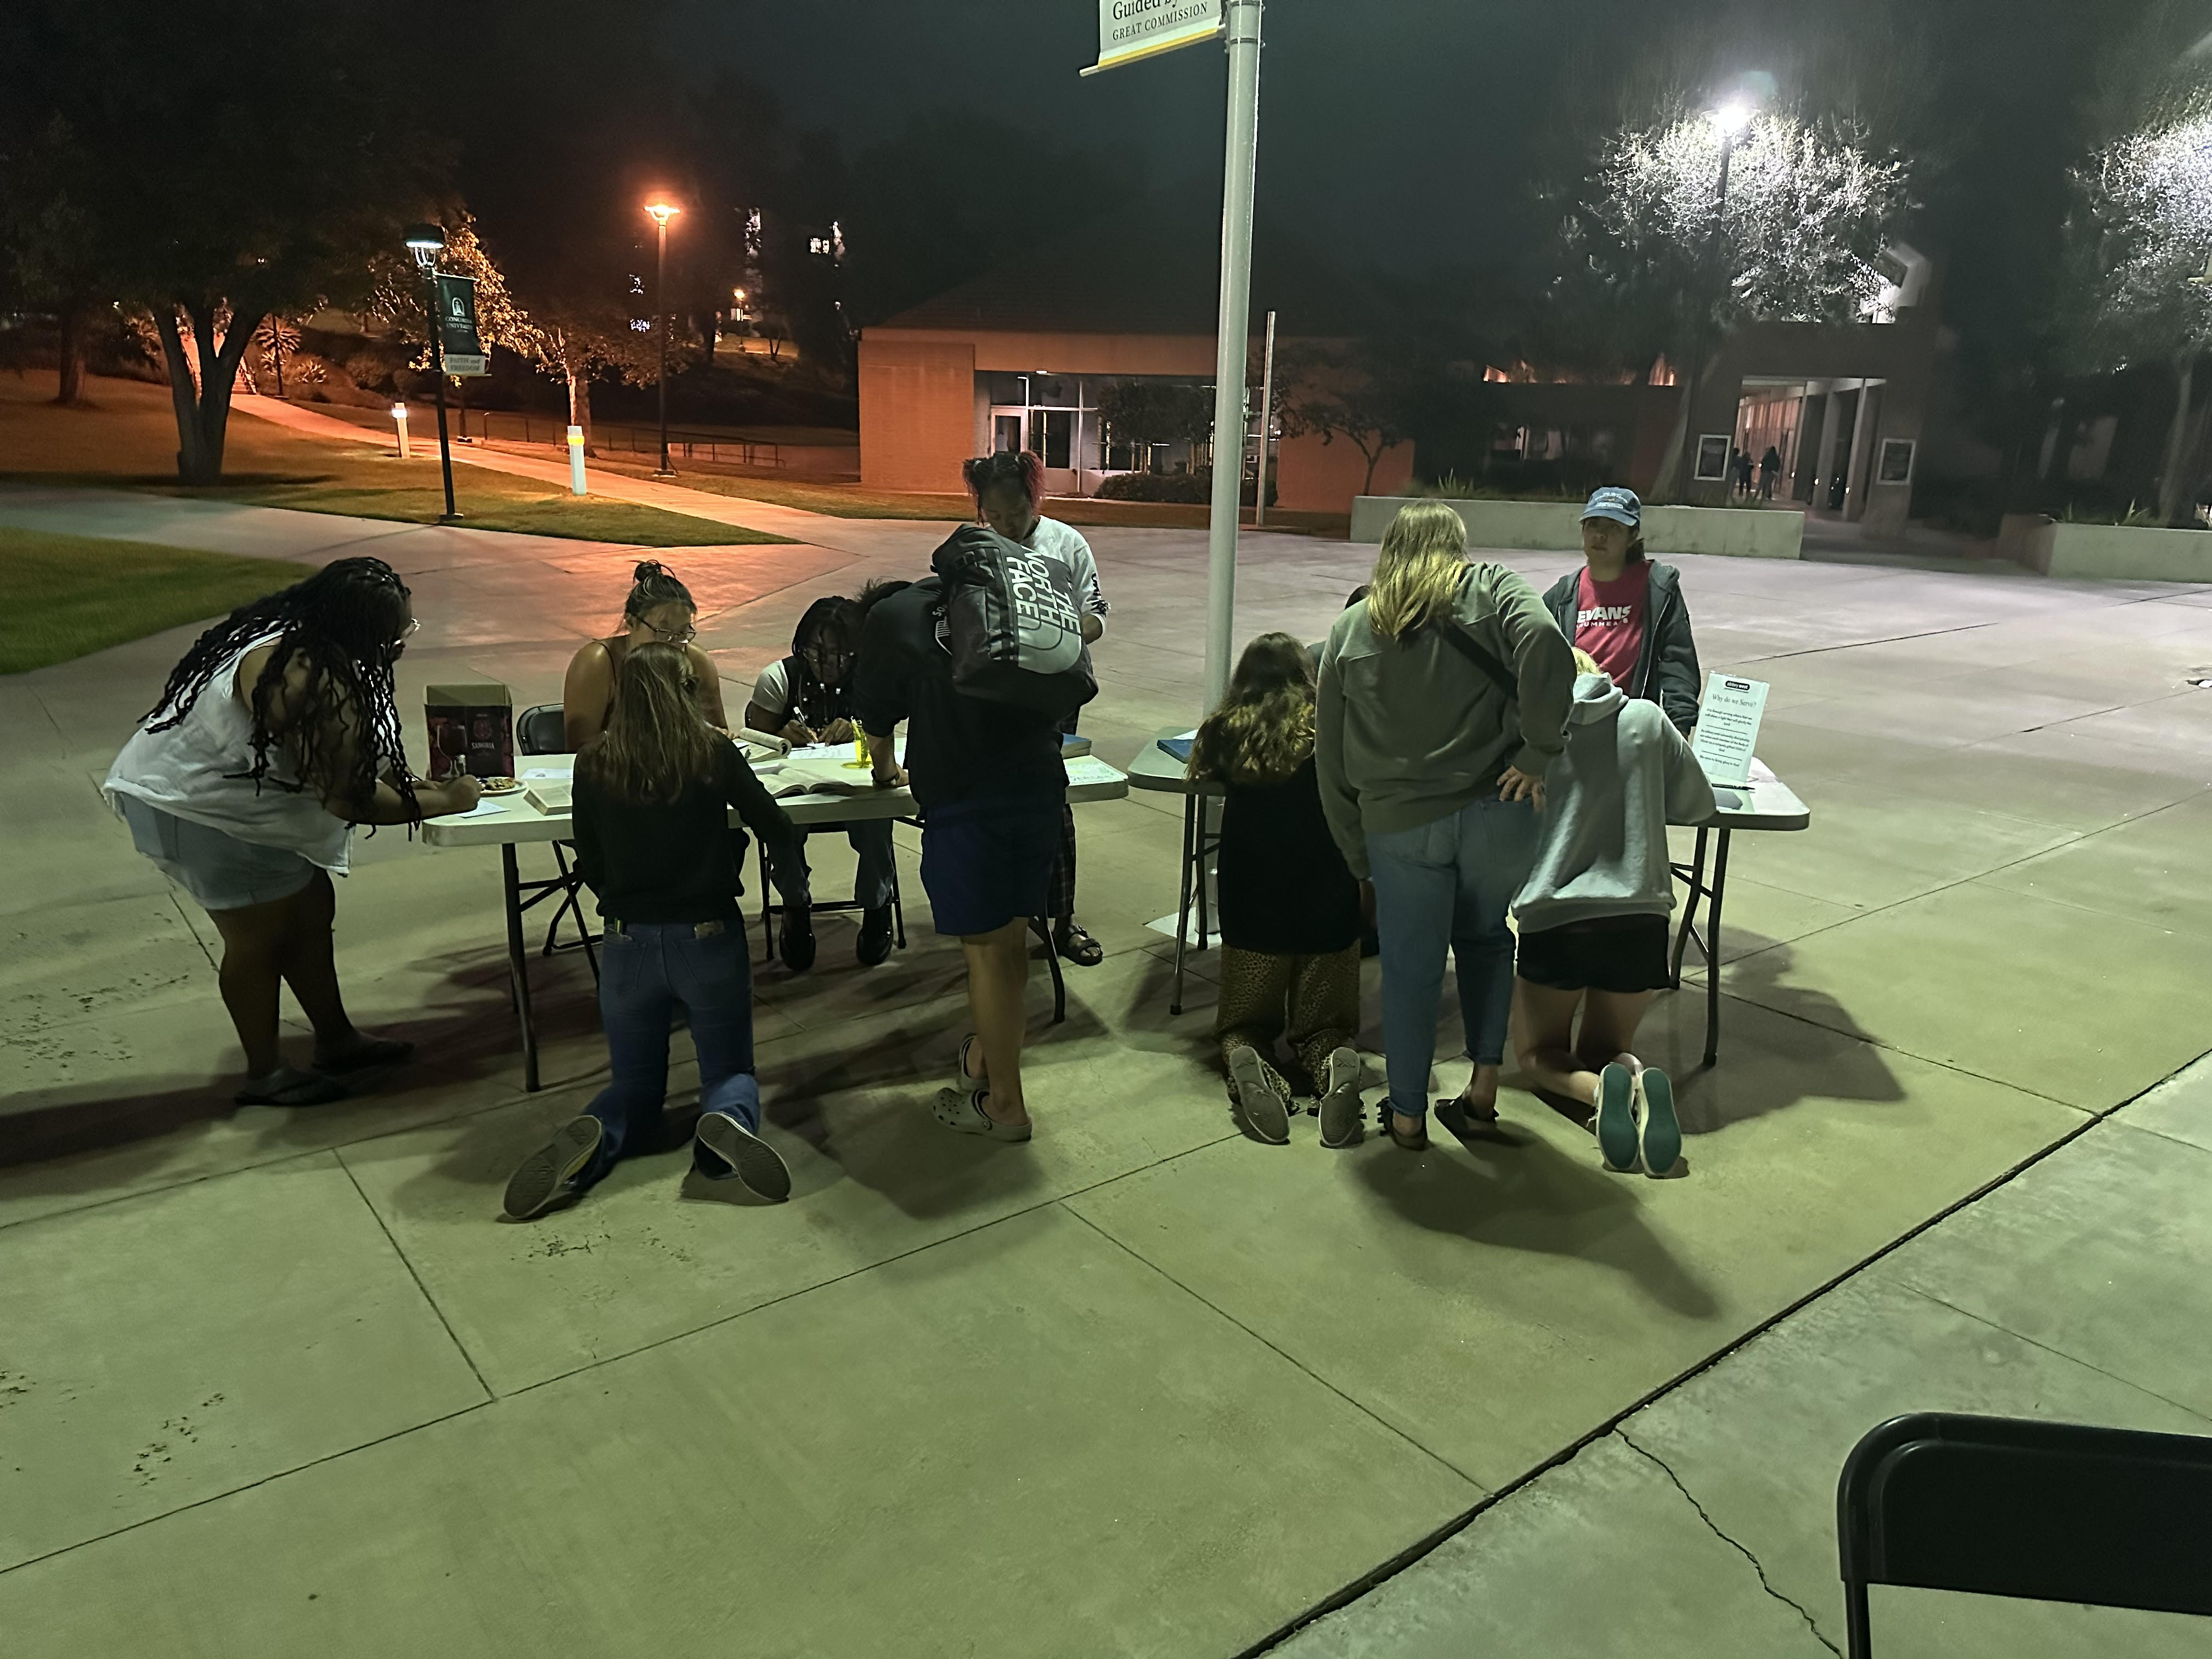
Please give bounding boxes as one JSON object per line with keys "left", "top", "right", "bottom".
{"left": 755, "top": 829, "right": 907, "bottom": 964}
{"left": 516, "top": 703, "right": 599, "bottom": 979}
{"left": 1837, "top": 1412, "right": 2212, "bottom": 1657}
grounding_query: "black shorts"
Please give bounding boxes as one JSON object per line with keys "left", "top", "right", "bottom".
{"left": 920, "top": 793, "right": 1063, "bottom": 937}
{"left": 1516, "top": 914, "right": 1671, "bottom": 995}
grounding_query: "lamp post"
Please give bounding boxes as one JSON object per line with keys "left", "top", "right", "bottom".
{"left": 644, "top": 200, "right": 681, "bottom": 477}
{"left": 1711, "top": 100, "right": 1751, "bottom": 217}
{"left": 404, "top": 223, "right": 461, "bottom": 521}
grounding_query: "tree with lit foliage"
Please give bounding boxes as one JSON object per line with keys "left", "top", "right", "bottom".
{"left": 369, "top": 217, "right": 540, "bottom": 373}
{"left": 1561, "top": 108, "right": 1910, "bottom": 499}
{"left": 0, "top": 0, "right": 444, "bottom": 482}
{"left": 2054, "top": 4, "right": 2212, "bottom": 525}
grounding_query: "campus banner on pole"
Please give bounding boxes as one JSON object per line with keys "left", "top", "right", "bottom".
{"left": 433, "top": 273, "right": 487, "bottom": 377}
{"left": 1081, "top": 0, "right": 1222, "bottom": 76}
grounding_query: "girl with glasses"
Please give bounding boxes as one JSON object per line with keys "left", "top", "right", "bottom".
{"left": 561, "top": 560, "right": 727, "bottom": 750}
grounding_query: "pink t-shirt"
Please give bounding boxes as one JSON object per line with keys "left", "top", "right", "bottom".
{"left": 1574, "top": 563, "right": 1649, "bottom": 689}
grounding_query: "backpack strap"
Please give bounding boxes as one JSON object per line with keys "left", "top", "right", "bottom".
{"left": 1433, "top": 623, "right": 1518, "bottom": 704}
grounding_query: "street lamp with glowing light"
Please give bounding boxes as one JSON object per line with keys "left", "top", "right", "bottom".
{"left": 643, "top": 200, "right": 681, "bottom": 476}
{"left": 401, "top": 224, "right": 460, "bottom": 520}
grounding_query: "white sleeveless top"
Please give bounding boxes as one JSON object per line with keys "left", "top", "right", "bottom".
{"left": 105, "top": 639, "right": 354, "bottom": 872}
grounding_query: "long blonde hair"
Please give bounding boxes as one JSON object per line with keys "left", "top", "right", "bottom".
{"left": 1187, "top": 633, "right": 1317, "bottom": 785}
{"left": 577, "top": 641, "right": 721, "bottom": 803}
{"left": 1365, "top": 500, "right": 1469, "bottom": 640}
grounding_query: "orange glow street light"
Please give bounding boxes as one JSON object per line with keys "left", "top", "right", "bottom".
{"left": 644, "top": 200, "right": 681, "bottom": 476}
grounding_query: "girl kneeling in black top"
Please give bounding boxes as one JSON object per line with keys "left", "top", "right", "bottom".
{"left": 1188, "top": 634, "right": 1367, "bottom": 1149}
{"left": 505, "top": 644, "right": 807, "bottom": 1218}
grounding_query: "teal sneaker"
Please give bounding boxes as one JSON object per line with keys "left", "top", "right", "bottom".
{"left": 1594, "top": 1063, "right": 1639, "bottom": 1173}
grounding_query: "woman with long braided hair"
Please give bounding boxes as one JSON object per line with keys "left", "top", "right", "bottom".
{"left": 105, "top": 557, "right": 481, "bottom": 1106}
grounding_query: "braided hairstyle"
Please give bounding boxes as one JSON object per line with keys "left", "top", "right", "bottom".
{"left": 962, "top": 450, "right": 1045, "bottom": 517}
{"left": 622, "top": 559, "right": 696, "bottom": 627}
{"left": 145, "top": 557, "right": 417, "bottom": 819}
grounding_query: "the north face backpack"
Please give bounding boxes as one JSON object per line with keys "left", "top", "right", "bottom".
{"left": 928, "top": 524, "right": 1097, "bottom": 718}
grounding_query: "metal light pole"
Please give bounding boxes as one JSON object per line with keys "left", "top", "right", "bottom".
{"left": 1252, "top": 307, "right": 1277, "bottom": 527}
{"left": 1202, "top": 0, "right": 1263, "bottom": 714}
{"left": 404, "top": 223, "right": 460, "bottom": 521}
{"left": 645, "top": 200, "right": 680, "bottom": 477}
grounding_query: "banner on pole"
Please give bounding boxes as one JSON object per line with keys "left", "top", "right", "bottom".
{"left": 1081, "top": 0, "right": 1222, "bottom": 76}
{"left": 433, "top": 273, "right": 488, "bottom": 377}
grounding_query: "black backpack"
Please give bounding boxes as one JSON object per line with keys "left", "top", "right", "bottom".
{"left": 928, "top": 525, "right": 1097, "bottom": 719}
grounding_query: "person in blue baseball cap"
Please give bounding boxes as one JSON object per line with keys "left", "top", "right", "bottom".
{"left": 1540, "top": 487, "right": 1702, "bottom": 733}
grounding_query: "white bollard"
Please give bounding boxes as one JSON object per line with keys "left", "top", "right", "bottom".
{"left": 567, "top": 425, "right": 588, "bottom": 496}
{"left": 391, "top": 403, "right": 411, "bottom": 460}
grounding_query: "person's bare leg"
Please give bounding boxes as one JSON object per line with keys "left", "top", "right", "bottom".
{"left": 1573, "top": 990, "right": 1655, "bottom": 1076}
{"left": 1513, "top": 981, "right": 1602, "bottom": 1109}
{"left": 207, "top": 896, "right": 300, "bottom": 1077}
{"left": 275, "top": 870, "right": 356, "bottom": 1055}
{"left": 961, "top": 918, "right": 1031, "bottom": 1125}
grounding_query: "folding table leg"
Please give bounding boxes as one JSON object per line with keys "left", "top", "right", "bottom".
{"left": 1171, "top": 793, "right": 1198, "bottom": 1016}
{"left": 502, "top": 844, "right": 541, "bottom": 1092}
{"left": 1670, "top": 826, "right": 1709, "bottom": 989}
{"left": 1703, "top": 829, "right": 1732, "bottom": 1068}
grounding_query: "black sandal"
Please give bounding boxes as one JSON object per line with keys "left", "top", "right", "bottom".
{"left": 1053, "top": 922, "right": 1104, "bottom": 967}
{"left": 1380, "top": 1103, "right": 1429, "bottom": 1151}
{"left": 1434, "top": 1096, "right": 1501, "bottom": 1147}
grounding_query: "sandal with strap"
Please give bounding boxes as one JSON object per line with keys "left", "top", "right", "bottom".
{"left": 954, "top": 1033, "right": 987, "bottom": 1101}
{"left": 1380, "top": 1103, "right": 1429, "bottom": 1152}
{"left": 1053, "top": 922, "right": 1104, "bottom": 968}
{"left": 234, "top": 1066, "right": 347, "bottom": 1108}
{"left": 1434, "top": 1094, "right": 1501, "bottom": 1148}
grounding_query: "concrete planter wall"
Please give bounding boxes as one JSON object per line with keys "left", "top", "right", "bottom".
{"left": 1351, "top": 496, "right": 1804, "bottom": 560}
{"left": 1996, "top": 514, "right": 2212, "bottom": 582}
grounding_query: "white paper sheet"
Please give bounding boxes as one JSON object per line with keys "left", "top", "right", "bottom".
{"left": 1691, "top": 674, "right": 1770, "bottom": 788}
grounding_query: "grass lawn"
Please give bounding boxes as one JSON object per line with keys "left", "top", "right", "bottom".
{"left": 0, "top": 525, "right": 309, "bottom": 674}
{"left": 1, "top": 375, "right": 792, "bottom": 547}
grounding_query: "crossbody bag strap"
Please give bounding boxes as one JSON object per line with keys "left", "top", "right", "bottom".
{"left": 1434, "top": 622, "right": 1519, "bottom": 704}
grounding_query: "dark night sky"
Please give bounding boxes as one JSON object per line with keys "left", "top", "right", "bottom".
{"left": 673, "top": 1, "right": 1568, "bottom": 264}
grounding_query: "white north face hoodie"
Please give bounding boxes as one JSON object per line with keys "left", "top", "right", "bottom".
{"left": 1512, "top": 672, "right": 1718, "bottom": 935}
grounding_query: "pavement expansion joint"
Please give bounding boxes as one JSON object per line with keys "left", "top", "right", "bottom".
{"left": 1617, "top": 1429, "right": 1842, "bottom": 1657}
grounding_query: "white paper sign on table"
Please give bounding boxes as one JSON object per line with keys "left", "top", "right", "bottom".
{"left": 1691, "top": 673, "right": 1770, "bottom": 788}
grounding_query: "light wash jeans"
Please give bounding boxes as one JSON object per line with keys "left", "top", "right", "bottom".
{"left": 580, "top": 917, "right": 761, "bottom": 1187}
{"left": 1365, "top": 796, "right": 1540, "bottom": 1120}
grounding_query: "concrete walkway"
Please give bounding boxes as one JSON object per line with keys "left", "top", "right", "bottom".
{"left": 234, "top": 394, "right": 940, "bottom": 554}
{"left": 4, "top": 488, "right": 2212, "bottom": 1657}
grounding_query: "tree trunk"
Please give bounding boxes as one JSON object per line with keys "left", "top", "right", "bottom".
{"left": 1649, "top": 362, "right": 1703, "bottom": 504}
{"left": 2158, "top": 353, "right": 2197, "bottom": 527}
{"left": 155, "top": 302, "right": 263, "bottom": 485}
{"left": 1359, "top": 436, "right": 1384, "bottom": 496}
{"left": 567, "top": 366, "right": 596, "bottom": 456}
{"left": 54, "top": 301, "right": 88, "bottom": 407}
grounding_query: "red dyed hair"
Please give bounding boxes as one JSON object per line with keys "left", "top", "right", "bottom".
{"left": 963, "top": 450, "right": 1045, "bottom": 515}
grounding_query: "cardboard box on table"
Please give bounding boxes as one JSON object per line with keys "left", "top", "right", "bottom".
{"left": 425, "top": 682, "right": 514, "bottom": 781}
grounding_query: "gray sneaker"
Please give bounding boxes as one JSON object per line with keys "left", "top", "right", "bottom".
{"left": 693, "top": 1110, "right": 792, "bottom": 1201}
{"left": 503, "top": 1116, "right": 604, "bottom": 1220}
{"left": 1229, "top": 1047, "right": 1290, "bottom": 1144}
{"left": 1317, "top": 1048, "right": 1363, "bottom": 1148}
{"left": 932, "top": 1087, "right": 1032, "bottom": 1142}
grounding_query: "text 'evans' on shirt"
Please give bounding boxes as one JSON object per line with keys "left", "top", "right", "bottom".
{"left": 1573, "top": 563, "right": 1649, "bottom": 690}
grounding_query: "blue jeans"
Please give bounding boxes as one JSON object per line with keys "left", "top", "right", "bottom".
{"left": 583, "top": 917, "right": 761, "bottom": 1182}
{"left": 1366, "top": 797, "right": 1540, "bottom": 1119}
{"left": 798, "top": 819, "right": 895, "bottom": 909}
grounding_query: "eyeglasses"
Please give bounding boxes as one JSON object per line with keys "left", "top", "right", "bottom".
{"left": 645, "top": 622, "right": 697, "bottom": 645}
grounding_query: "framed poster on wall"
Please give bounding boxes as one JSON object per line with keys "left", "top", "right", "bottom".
{"left": 1877, "top": 437, "right": 1916, "bottom": 485}
{"left": 1694, "top": 433, "right": 1731, "bottom": 482}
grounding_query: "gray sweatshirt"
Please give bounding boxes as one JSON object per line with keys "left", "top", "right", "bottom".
{"left": 1316, "top": 562, "right": 1575, "bottom": 879}
{"left": 1512, "top": 672, "right": 1718, "bottom": 934}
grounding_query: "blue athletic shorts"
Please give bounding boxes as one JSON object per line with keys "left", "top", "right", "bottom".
{"left": 920, "top": 794, "right": 1063, "bottom": 938}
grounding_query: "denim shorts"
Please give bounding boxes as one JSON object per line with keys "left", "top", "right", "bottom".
{"left": 119, "top": 795, "right": 319, "bottom": 912}
{"left": 920, "top": 793, "right": 1063, "bottom": 937}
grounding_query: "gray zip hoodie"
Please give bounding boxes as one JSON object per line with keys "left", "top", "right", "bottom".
{"left": 1512, "top": 672, "right": 1718, "bottom": 934}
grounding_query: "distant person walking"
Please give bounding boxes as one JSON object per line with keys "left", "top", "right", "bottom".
{"left": 1513, "top": 648, "right": 1716, "bottom": 1177}
{"left": 104, "top": 558, "right": 475, "bottom": 1107}
{"left": 1733, "top": 445, "right": 1756, "bottom": 498}
{"left": 1187, "top": 633, "right": 1365, "bottom": 1148}
{"left": 1542, "top": 487, "right": 1702, "bottom": 735}
{"left": 1759, "top": 444, "right": 1782, "bottom": 500}
{"left": 1317, "top": 501, "right": 1575, "bottom": 1151}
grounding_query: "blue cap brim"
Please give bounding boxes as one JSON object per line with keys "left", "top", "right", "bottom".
{"left": 1581, "top": 507, "right": 1639, "bottom": 529}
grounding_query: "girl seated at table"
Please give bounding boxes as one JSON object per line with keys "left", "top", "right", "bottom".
{"left": 1187, "top": 633, "right": 1366, "bottom": 1148}
{"left": 504, "top": 642, "right": 806, "bottom": 1218}
{"left": 562, "top": 560, "right": 726, "bottom": 750}
{"left": 1509, "top": 648, "right": 1715, "bottom": 1177}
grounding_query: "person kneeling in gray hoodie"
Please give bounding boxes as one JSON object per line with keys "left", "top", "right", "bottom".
{"left": 1509, "top": 649, "right": 1716, "bottom": 1177}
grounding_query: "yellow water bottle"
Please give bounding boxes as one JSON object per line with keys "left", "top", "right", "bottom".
{"left": 849, "top": 726, "right": 871, "bottom": 770}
